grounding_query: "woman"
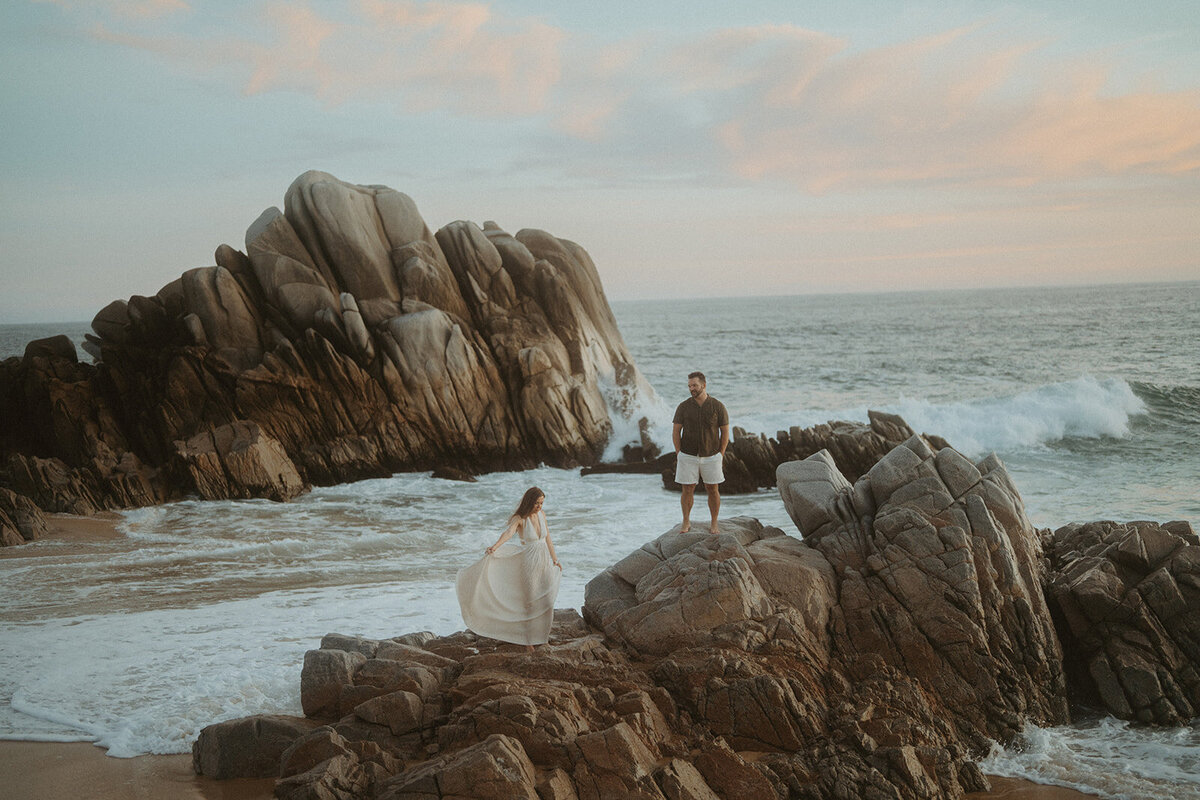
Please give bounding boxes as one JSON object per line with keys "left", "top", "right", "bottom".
{"left": 455, "top": 487, "right": 562, "bottom": 653}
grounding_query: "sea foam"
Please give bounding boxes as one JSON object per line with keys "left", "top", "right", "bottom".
{"left": 982, "top": 718, "right": 1200, "bottom": 800}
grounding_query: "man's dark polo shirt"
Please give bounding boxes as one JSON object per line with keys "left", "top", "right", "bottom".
{"left": 673, "top": 396, "right": 730, "bottom": 457}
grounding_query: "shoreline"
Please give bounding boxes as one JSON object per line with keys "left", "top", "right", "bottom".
{"left": 4, "top": 513, "right": 1102, "bottom": 800}
{"left": 3, "top": 511, "right": 127, "bottom": 554}
{"left": 0, "top": 741, "right": 1101, "bottom": 800}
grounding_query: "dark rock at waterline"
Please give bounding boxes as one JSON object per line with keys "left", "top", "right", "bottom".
{"left": 581, "top": 451, "right": 675, "bottom": 476}
{"left": 192, "top": 714, "right": 323, "bottom": 779}
{"left": 430, "top": 466, "right": 477, "bottom": 482}
{"left": 655, "top": 409, "right": 944, "bottom": 494}
{"left": 0, "top": 172, "right": 654, "bottom": 531}
{"left": 1044, "top": 519, "right": 1200, "bottom": 725}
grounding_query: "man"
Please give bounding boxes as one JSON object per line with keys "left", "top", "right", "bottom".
{"left": 672, "top": 371, "right": 730, "bottom": 534}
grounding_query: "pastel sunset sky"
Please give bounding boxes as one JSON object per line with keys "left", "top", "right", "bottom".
{"left": 2, "top": 0, "right": 1198, "bottom": 322}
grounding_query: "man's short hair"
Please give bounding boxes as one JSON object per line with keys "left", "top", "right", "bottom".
{"left": 688, "top": 371, "right": 706, "bottom": 383}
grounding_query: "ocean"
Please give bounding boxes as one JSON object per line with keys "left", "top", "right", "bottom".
{"left": 1, "top": 281, "right": 1198, "bottom": 798}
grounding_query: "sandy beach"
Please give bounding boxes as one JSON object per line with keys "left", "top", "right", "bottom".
{"left": 967, "top": 776, "right": 1100, "bottom": 799}
{"left": 0, "top": 741, "right": 274, "bottom": 800}
{"left": 21, "top": 511, "right": 126, "bottom": 545}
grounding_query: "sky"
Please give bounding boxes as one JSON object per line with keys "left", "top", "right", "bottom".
{"left": 1, "top": 1, "right": 1198, "bottom": 323}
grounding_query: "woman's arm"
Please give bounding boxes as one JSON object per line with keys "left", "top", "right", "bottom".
{"left": 485, "top": 518, "right": 519, "bottom": 555}
{"left": 543, "top": 511, "right": 561, "bottom": 569}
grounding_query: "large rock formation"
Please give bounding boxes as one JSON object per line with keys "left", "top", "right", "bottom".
{"left": 196, "top": 435, "right": 1199, "bottom": 799}
{"left": 0, "top": 172, "right": 654, "bottom": 527}
{"left": 190, "top": 434, "right": 1200, "bottom": 798}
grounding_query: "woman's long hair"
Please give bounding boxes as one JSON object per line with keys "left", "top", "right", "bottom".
{"left": 513, "top": 487, "right": 544, "bottom": 520}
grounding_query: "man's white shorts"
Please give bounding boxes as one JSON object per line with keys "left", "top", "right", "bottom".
{"left": 675, "top": 452, "right": 724, "bottom": 485}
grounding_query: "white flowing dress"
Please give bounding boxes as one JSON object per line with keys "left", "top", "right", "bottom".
{"left": 455, "top": 510, "right": 561, "bottom": 646}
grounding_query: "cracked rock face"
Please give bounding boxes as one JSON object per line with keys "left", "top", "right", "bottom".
{"left": 1044, "top": 519, "right": 1200, "bottom": 724}
{"left": 0, "top": 171, "right": 654, "bottom": 518}
{"left": 199, "top": 613, "right": 989, "bottom": 800}
{"left": 778, "top": 438, "right": 1070, "bottom": 749}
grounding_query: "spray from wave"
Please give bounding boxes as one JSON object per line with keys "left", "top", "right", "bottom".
{"left": 599, "top": 372, "right": 671, "bottom": 462}
{"left": 889, "top": 376, "right": 1148, "bottom": 457}
{"left": 730, "top": 376, "right": 1148, "bottom": 460}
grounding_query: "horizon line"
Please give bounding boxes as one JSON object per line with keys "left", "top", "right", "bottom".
{"left": 2, "top": 275, "right": 1197, "bottom": 327}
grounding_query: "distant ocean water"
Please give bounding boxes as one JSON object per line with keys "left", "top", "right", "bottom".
{"left": 1, "top": 281, "right": 1198, "bottom": 797}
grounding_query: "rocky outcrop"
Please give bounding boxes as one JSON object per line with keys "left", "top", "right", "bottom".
{"left": 198, "top": 600, "right": 993, "bottom": 799}
{"left": 191, "top": 427, "right": 1200, "bottom": 798}
{"left": 174, "top": 420, "right": 306, "bottom": 502}
{"left": 1044, "top": 519, "right": 1200, "bottom": 724}
{"left": 658, "top": 410, "right": 947, "bottom": 494}
{"left": 0, "top": 172, "right": 654, "bottom": 523}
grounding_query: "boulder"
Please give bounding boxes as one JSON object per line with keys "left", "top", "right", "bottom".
{"left": 354, "top": 690, "right": 424, "bottom": 735}
{"left": 174, "top": 420, "right": 307, "bottom": 502}
{"left": 377, "top": 733, "right": 539, "bottom": 800}
{"left": 0, "top": 487, "right": 47, "bottom": 546}
{"left": 583, "top": 517, "right": 825, "bottom": 656}
{"left": 22, "top": 335, "right": 77, "bottom": 363}
{"left": 279, "top": 726, "right": 355, "bottom": 778}
{"left": 302, "top": 648, "right": 368, "bottom": 719}
{"left": 571, "top": 721, "right": 665, "bottom": 800}
{"left": 192, "top": 714, "right": 321, "bottom": 779}
{"left": 1045, "top": 519, "right": 1200, "bottom": 724}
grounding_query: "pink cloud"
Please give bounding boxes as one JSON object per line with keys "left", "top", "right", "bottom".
{"left": 89, "top": 0, "right": 565, "bottom": 115}
{"left": 76, "top": 3, "right": 1200, "bottom": 190}
{"left": 678, "top": 22, "right": 1200, "bottom": 190}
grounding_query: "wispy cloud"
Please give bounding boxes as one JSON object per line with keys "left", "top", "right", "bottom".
{"left": 35, "top": 0, "right": 188, "bottom": 19}
{"left": 687, "top": 23, "right": 1200, "bottom": 191}
{"left": 73, "top": 1, "right": 1200, "bottom": 190}
{"left": 93, "top": 0, "right": 565, "bottom": 114}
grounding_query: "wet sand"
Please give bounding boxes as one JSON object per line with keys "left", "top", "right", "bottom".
{"left": 0, "top": 742, "right": 274, "bottom": 800}
{"left": 969, "top": 775, "right": 1100, "bottom": 799}
{"left": 1, "top": 511, "right": 126, "bottom": 555}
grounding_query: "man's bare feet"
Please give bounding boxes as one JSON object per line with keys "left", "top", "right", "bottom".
{"left": 680, "top": 524, "right": 691, "bottom": 533}
{"left": 709, "top": 523, "right": 720, "bottom": 534}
